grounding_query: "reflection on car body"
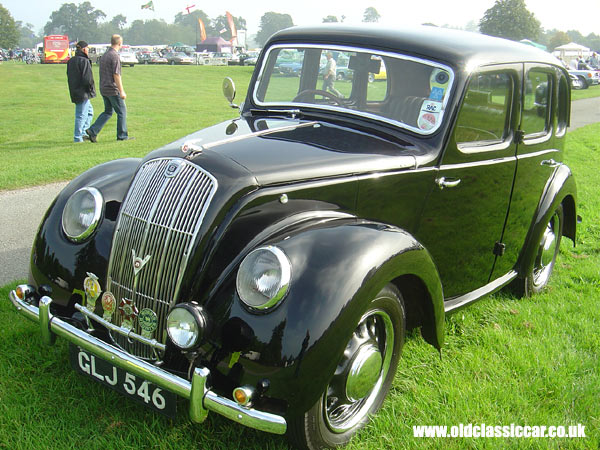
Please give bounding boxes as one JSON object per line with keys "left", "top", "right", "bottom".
{"left": 8, "top": 24, "right": 577, "bottom": 450}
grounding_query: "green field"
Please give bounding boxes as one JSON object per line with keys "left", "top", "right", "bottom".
{"left": 0, "top": 63, "right": 251, "bottom": 191}
{"left": 0, "top": 63, "right": 599, "bottom": 449}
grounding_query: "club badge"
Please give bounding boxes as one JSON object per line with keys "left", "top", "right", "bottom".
{"left": 119, "top": 298, "right": 139, "bottom": 330}
{"left": 83, "top": 272, "right": 101, "bottom": 310}
{"left": 101, "top": 291, "right": 116, "bottom": 321}
{"left": 131, "top": 249, "right": 151, "bottom": 277}
{"left": 138, "top": 308, "right": 158, "bottom": 339}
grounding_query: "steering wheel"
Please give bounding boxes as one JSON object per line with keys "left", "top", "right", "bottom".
{"left": 293, "top": 89, "right": 344, "bottom": 106}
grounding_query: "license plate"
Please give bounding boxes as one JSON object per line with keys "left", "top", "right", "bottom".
{"left": 69, "top": 345, "right": 177, "bottom": 418}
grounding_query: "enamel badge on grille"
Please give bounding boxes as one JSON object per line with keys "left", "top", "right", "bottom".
{"left": 131, "top": 249, "right": 151, "bottom": 277}
{"left": 101, "top": 292, "right": 116, "bottom": 321}
{"left": 119, "top": 298, "right": 139, "bottom": 330}
{"left": 138, "top": 308, "right": 158, "bottom": 339}
{"left": 83, "top": 272, "right": 101, "bottom": 310}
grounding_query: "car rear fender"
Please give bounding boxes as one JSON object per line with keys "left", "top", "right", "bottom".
{"left": 517, "top": 163, "right": 577, "bottom": 277}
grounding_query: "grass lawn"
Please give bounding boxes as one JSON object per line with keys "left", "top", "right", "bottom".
{"left": 571, "top": 83, "right": 600, "bottom": 101}
{"left": 0, "top": 63, "right": 599, "bottom": 449}
{"left": 0, "top": 63, "right": 251, "bottom": 191}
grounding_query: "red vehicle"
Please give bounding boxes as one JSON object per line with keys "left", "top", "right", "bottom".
{"left": 43, "top": 35, "right": 70, "bottom": 64}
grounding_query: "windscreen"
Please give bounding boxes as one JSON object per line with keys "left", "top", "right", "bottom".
{"left": 253, "top": 44, "right": 454, "bottom": 134}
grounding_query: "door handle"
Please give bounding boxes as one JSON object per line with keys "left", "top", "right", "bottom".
{"left": 540, "top": 159, "right": 560, "bottom": 168}
{"left": 435, "top": 177, "right": 461, "bottom": 190}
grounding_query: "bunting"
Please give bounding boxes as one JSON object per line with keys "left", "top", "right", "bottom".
{"left": 226, "top": 11, "right": 238, "bottom": 46}
{"left": 198, "top": 18, "right": 207, "bottom": 42}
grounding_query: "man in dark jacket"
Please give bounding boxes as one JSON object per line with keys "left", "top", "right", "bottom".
{"left": 67, "top": 41, "right": 96, "bottom": 142}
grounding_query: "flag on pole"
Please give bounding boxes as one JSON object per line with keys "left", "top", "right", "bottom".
{"left": 141, "top": 1, "right": 154, "bottom": 11}
{"left": 184, "top": 4, "right": 196, "bottom": 14}
{"left": 198, "top": 18, "right": 207, "bottom": 42}
{"left": 226, "top": 11, "right": 238, "bottom": 46}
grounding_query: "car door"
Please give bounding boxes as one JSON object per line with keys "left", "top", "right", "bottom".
{"left": 490, "top": 64, "right": 568, "bottom": 281}
{"left": 416, "top": 65, "right": 521, "bottom": 298}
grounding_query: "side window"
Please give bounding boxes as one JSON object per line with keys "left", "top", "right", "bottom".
{"left": 455, "top": 72, "right": 512, "bottom": 148}
{"left": 522, "top": 70, "right": 552, "bottom": 137}
{"left": 263, "top": 49, "right": 304, "bottom": 102}
{"left": 556, "top": 72, "right": 569, "bottom": 136}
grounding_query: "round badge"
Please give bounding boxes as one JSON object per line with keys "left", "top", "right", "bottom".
{"left": 138, "top": 308, "right": 158, "bottom": 333}
{"left": 119, "top": 298, "right": 139, "bottom": 321}
{"left": 101, "top": 292, "right": 116, "bottom": 313}
{"left": 83, "top": 273, "right": 101, "bottom": 300}
{"left": 418, "top": 112, "right": 437, "bottom": 130}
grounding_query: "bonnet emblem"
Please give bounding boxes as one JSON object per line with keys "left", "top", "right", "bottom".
{"left": 132, "top": 249, "right": 151, "bottom": 277}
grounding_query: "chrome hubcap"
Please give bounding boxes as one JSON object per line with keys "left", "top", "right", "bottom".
{"left": 324, "top": 309, "right": 393, "bottom": 433}
{"left": 533, "top": 211, "right": 560, "bottom": 287}
{"left": 346, "top": 344, "right": 382, "bottom": 401}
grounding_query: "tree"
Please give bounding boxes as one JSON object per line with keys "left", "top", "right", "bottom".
{"left": 0, "top": 3, "right": 19, "bottom": 48}
{"left": 362, "top": 7, "right": 380, "bottom": 23}
{"left": 479, "top": 0, "right": 540, "bottom": 41}
{"left": 548, "top": 31, "right": 570, "bottom": 51}
{"left": 173, "top": 10, "right": 212, "bottom": 45}
{"left": 322, "top": 15, "right": 338, "bottom": 23}
{"left": 110, "top": 14, "right": 127, "bottom": 31}
{"left": 17, "top": 21, "right": 39, "bottom": 48}
{"left": 255, "top": 12, "right": 293, "bottom": 47}
{"left": 213, "top": 13, "right": 247, "bottom": 42}
{"left": 44, "top": 2, "right": 106, "bottom": 41}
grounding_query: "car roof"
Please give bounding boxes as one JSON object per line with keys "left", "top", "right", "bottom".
{"left": 269, "top": 24, "right": 561, "bottom": 69}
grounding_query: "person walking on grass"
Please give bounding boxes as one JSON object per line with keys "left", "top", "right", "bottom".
{"left": 86, "top": 34, "right": 133, "bottom": 142}
{"left": 322, "top": 52, "right": 343, "bottom": 98}
{"left": 66, "top": 41, "right": 96, "bottom": 143}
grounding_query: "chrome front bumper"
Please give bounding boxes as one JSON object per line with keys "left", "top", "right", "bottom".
{"left": 8, "top": 290, "right": 287, "bottom": 435}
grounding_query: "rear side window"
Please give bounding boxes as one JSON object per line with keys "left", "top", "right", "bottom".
{"left": 522, "top": 70, "right": 552, "bottom": 137}
{"left": 455, "top": 72, "right": 512, "bottom": 148}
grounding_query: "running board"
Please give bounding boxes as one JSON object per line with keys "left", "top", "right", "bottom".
{"left": 444, "top": 271, "right": 517, "bottom": 314}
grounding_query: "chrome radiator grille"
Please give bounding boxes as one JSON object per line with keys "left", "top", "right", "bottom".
{"left": 106, "top": 158, "right": 217, "bottom": 359}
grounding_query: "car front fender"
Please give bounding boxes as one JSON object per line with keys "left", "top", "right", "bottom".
{"left": 223, "top": 219, "right": 444, "bottom": 417}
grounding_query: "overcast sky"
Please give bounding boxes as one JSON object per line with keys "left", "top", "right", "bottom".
{"left": 4, "top": 0, "right": 599, "bottom": 38}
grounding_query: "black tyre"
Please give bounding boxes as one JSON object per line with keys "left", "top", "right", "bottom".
{"left": 512, "top": 204, "right": 563, "bottom": 297}
{"left": 579, "top": 76, "right": 589, "bottom": 89}
{"left": 287, "top": 284, "right": 405, "bottom": 449}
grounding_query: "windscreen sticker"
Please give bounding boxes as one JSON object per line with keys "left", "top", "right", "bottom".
{"left": 418, "top": 100, "right": 442, "bottom": 130}
{"left": 429, "top": 86, "right": 445, "bottom": 101}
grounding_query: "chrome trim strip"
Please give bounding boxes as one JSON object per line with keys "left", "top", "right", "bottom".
{"left": 75, "top": 303, "right": 166, "bottom": 352}
{"left": 198, "top": 121, "right": 318, "bottom": 152}
{"left": 253, "top": 43, "right": 455, "bottom": 136}
{"left": 8, "top": 291, "right": 287, "bottom": 435}
{"left": 444, "top": 271, "right": 517, "bottom": 313}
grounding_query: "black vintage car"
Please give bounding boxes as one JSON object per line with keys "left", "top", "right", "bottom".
{"left": 9, "top": 25, "right": 577, "bottom": 449}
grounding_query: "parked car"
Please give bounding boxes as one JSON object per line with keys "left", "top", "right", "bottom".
{"left": 238, "top": 50, "right": 260, "bottom": 66}
{"left": 164, "top": 51, "right": 194, "bottom": 65}
{"left": 138, "top": 52, "right": 167, "bottom": 65}
{"left": 568, "top": 68, "right": 599, "bottom": 89}
{"left": 119, "top": 49, "right": 138, "bottom": 67}
{"left": 278, "top": 61, "right": 303, "bottom": 76}
{"left": 9, "top": 24, "right": 577, "bottom": 449}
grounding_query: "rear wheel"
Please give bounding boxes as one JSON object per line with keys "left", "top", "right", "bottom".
{"left": 511, "top": 204, "right": 563, "bottom": 297}
{"left": 287, "top": 284, "right": 405, "bottom": 449}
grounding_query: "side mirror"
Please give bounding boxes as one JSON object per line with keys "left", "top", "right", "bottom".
{"left": 222, "top": 77, "right": 238, "bottom": 109}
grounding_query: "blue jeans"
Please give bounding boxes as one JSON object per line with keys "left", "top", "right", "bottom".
{"left": 88, "top": 95, "right": 128, "bottom": 140}
{"left": 74, "top": 100, "right": 94, "bottom": 142}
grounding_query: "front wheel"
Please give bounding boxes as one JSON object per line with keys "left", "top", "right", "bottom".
{"left": 579, "top": 76, "right": 589, "bottom": 89}
{"left": 287, "top": 284, "right": 405, "bottom": 449}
